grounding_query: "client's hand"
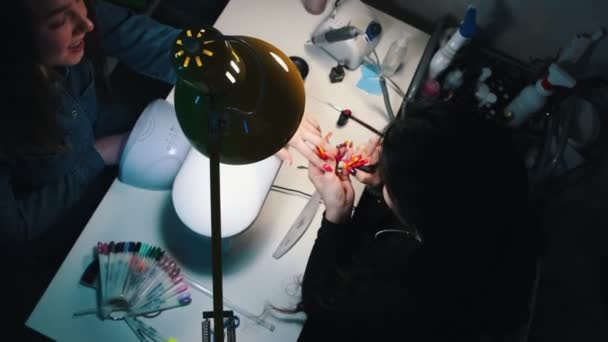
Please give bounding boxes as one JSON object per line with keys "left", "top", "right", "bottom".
{"left": 276, "top": 116, "right": 332, "bottom": 170}
{"left": 354, "top": 136, "right": 382, "bottom": 186}
{"left": 94, "top": 131, "right": 130, "bottom": 166}
{"left": 308, "top": 160, "right": 354, "bottom": 224}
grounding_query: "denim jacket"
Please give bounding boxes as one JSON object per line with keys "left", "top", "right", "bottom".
{"left": 0, "top": 1, "right": 180, "bottom": 242}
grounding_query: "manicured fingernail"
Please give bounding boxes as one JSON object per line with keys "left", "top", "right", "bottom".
{"left": 315, "top": 146, "right": 329, "bottom": 160}
{"left": 323, "top": 164, "right": 333, "bottom": 172}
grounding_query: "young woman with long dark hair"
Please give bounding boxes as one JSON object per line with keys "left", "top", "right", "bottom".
{"left": 299, "top": 101, "right": 541, "bottom": 341}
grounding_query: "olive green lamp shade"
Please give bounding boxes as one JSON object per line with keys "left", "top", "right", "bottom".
{"left": 171, "top": 27, "right": 305, "bottom": 164}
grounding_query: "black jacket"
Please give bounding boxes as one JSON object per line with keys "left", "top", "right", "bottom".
{"left": 298, "top": 188, "right": 539, "bottom": 341}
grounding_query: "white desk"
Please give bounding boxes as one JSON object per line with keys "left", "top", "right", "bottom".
{"left": 27, "top": 0, "right": 429, "bottom": 340}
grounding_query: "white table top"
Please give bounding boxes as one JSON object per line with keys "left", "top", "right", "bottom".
{"left": 26, "top": 0, "right": 429, "bottom": 341}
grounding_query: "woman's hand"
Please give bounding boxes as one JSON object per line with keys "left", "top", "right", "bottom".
{"left": 276, "top": 115, "right": 332, "bottom": 170}
{"left": 94, "top": 132, "right": 130, "bottom": 166}
{"left": 308, "top": 160, "right": 354, "bottom": 224}
{"left": 354, "top": 136, "right": 382, "bottom": 187}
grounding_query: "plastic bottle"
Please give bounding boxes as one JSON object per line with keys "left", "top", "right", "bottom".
{"left": 381, "top": 36, "right": 409, "bottom": 76}
{"left": 505, "top": 63, "right": 576, "bottom": 128}
{"left": 428, "top": 6, "right": 477, "bottom": 80}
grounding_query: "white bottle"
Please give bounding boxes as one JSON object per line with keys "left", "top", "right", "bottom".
{"left": 428, "top": 6, "right": 477, "bottom": 80}
{"left": 381, "top": 36, "right": 409, "bottom": 76}
{"left": 506, "top": 63, "right": 576, "bottom": 128}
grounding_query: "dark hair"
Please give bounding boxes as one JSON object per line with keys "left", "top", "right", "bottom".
{"left": 380, "top": 100, "right": 530, "bottom": 245}
{"left": 299, "top": 100, "right": 540, "bottom": 336}
{"left": 378, "top": 100, "right": 539, "bottom": 333}
{"left": 0, "top": 0, "right": 104, "bottom": 154}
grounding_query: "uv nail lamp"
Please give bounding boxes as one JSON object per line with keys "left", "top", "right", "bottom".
{"left": 172, "top": 150, "right": 281, "bottom": 238}
{"left": 119, "top": 99, "right": 191, "bottom": 191}
{"left": 118, "top": 98, "right": 282, "bottom": 238}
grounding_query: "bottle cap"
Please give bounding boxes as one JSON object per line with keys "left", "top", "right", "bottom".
{"left": 444, "top": 69, "right": 464, "bottom": 89}
{"left": 486, "top": 93, "right": 497, "bottom": 105}
{"left": 535, "top": 79, "right": 553, "bottom": 96}
{"left": 478, "top": 67, "right": 492, "bottom": 83}
{"left": 547, "top": 63, "right": 576, "bottom": 88}
{"left": 459, "top": 6, "right": 477, "bottom": 38}
{"left": 366, "top": 21, "right": 383, "bottom": 41}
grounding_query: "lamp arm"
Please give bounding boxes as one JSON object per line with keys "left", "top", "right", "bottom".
{"left": 206, "top": 37, "right": 270, "bottom": 341}
{"left": 205, "top": 38, "right": 267, "bottom": 340}
{"left": 205, "top": 93, "right": 226, "bottom": 342}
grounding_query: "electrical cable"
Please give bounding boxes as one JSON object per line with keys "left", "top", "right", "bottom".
{"left": 372, "top": 48, "right": 395, "bottom": 120}
{"left": 271, "top": 185, "right": 313, "bottom": 198}
{"left": 384, "top": 76, "right": 405, "bottom": 97}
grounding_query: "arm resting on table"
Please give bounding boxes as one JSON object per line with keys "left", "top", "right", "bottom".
{"left": 0, "top": 147, "right": 105, "bottom": 242}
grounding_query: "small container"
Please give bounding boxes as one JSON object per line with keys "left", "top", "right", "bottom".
{"left": 303, "top": 0, "right": 328, "bottom": 15}
{"left": 421, "top": 79, "right": 441, "bottom": 98}
{"left": 442, "top": 69, "right": 464, "bottom": 90}
{"left": 381, "top": 36, "right": 409, "bottom": 76}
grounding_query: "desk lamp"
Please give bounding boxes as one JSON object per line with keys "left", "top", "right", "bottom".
{"left": 170, "top": 27, "right": 305, "bottom": 341}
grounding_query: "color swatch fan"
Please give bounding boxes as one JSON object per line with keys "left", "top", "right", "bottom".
{"left": 95, "top": 241, "right": 192, "bottom": 319}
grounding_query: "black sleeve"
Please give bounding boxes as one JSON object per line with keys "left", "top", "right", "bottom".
{"left": 301, "top": 215, "right": 354, "bottom": 319}
{"left": 299, "top": 213, "right": 424, "bottom": 341}
{"left": 351, "top": 186, "right": 401, "bottom": 237}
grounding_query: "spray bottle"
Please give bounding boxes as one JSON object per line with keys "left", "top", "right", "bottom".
{"left": 505, "top": 63, "right": 576, "bottom": 128}
{"left": 428, "top": 5, "right": 477, "bottom": 80}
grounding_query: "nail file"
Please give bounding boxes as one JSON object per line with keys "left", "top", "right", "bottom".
{"left": 272, "top": 191, "right": 322, "bottom": 259}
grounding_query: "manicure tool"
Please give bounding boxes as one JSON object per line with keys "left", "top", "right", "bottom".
{"left": 316, "top": 99, "right": 384, "bottom": 137}
{"left": 272, "top": 191, "right": 322, "bottom": 259}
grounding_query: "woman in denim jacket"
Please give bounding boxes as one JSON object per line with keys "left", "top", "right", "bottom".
{"left": 0, "top": 0, "right": 327, "bottom": 246}
{"left": 0, "top": 1, "right": 185, "bottom": 334}
{"left": 0, "top": 0, "right": 181, "bottom": 246}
